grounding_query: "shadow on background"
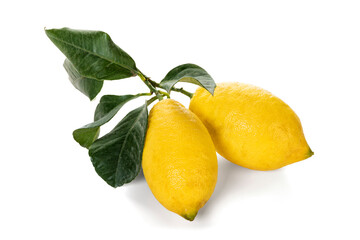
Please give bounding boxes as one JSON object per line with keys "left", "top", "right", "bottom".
{"left": 125, "top": 155, "right": 291, "bottom": 225}
{"left": 197, "top": 155, "right": 291, "bottom": 221}
{"left": 124, "top": 169, "right": 182, "bottom": 225}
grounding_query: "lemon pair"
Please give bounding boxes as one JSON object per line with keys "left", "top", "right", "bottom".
{"left": 142, "top": 82, "right": 313, "bottom": 221}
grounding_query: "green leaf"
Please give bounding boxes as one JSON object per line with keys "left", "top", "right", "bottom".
{"left": 63, "top": 59, "right": 103, "bottom": 100}
{"left": 73, "top": 94, "right": 141, "bottom": 148}
{"left": 160, "top": 63, "right": 216, "bottom": 95}
{"left": 45, "top": 27, "right": 137, "bottom": 80}
{"left": 73, "top": 127, "right": 100, "bottom": 149}
{"left": 88, "top": 104, "right": 148, "bottom": 188}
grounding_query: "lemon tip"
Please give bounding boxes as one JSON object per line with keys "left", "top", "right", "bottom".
{"left": 181, "top": 211, "right": 198, "bottom": 221}
{"left": 307, "top": 148, "right": 314, "bottom": 158}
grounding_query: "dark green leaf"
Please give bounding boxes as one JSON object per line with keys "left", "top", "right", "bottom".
{"left": 73, "top": 127, "right": 100, "bottom": 149}
{"left": 45, "top": 28, "right": 137, "bottom": 80}
{"left": 73, "top": 94, "right": 140, "bottom": 148}
{"left": 88, "top": 104, "right": 148, "bottom": 188}
{"left": 160, "top": 63, "right": 216, "bottom": 95}
{"left": 63, "top": 59, "right": 103, "bottom": 100}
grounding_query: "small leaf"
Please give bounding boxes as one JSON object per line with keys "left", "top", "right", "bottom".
{"left": 64, "top": 59, "right": 103, "bottom": 100}
{"left": 160, "top": 63, "right": 216, "bottom": 95}
{"left": 45, "top": 28, "right": 137, "bottom": 80}
{"left": 73, "top": 94, "right": 140, "bottom": 148}
{"left": 88, "top": 104, "right": 148, "bottom": 188}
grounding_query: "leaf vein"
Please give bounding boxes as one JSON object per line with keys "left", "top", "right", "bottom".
{"left": 49, "top": 35, "right": 136, "bottom": 76}
{"left": 114, "top": 106, "right": 146, "bottom": 184}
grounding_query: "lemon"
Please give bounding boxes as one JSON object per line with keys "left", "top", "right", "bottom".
{"left": 189, "top": 82, "right": 313, "bottom": 170}
{"left": 142, "top": 99, "right": 218, "bottom": 221}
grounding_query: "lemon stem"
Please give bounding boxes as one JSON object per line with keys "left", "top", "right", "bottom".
{"left": 146, "top": 96, "right": 158, "bottom": 106}
{"left": 137, "top": 70, "right": 193, "bottom": 99}
{"left": 148, "top": 79, "right": 194, "bottom": 99}
{"left": 158, "top": 90, "right": 171, "bottom": 98}
{"left": 136, "top": 92, "right": 152, "bottom": 97}
{"left": 173, "top": 87, "right": 193, "bottom": 98}
{"left": 137, "top": 71, "right": 163, "bottom": 101}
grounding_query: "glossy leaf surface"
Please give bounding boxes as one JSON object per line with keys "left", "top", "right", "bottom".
{"left": 88, "top": 104, "right": 148, "bottom": 187}
{"left": 160, "top": 63, "right": 216, "bottom": 95}
{"left": 46, "top": 28, "right": 137, "bottom": 80}
{"left": 73, "top": 95, "right": 140, "bottom": 148}
{"left": 63, "top": 59, "right": 103, "bottom": 100}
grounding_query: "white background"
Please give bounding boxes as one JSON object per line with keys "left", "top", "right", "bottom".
{"left": 1, "top": 0, "right": 359, "bottom": 239}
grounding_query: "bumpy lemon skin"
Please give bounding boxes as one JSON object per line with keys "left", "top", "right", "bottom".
{"left": 189, "top": 82, "right": 313, "bottom": 171}
{"left": 142, "top": 99, "right": 218, "bottom": 221}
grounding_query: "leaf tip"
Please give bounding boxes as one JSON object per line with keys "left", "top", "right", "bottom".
{"left": 209, "top": 85, "right": 216, "bottom": 96}
{"left": 88, "top": 94, "right": 96, "bottom": 101}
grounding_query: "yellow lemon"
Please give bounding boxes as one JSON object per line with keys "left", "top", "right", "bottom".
{"left": 142, "top": 99, "right": 217, "bottom": 221}
{"left": 189, "top": 82, "right": 313, "bottom": 171}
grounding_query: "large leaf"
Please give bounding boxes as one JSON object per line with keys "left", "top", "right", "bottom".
{"left": 88, "top": 104, "right": 148, "bottom": 188}
{"left": 73, "top": 94, "right": 140, "bottom": 148}
{"left": 46, "top": 28, "right": 137, "bottom": 80}
{"left": 160, "top": 63, "right": 216, "bottom": 95}
{"left": 63, "top": 59, "right": 103, "bottom": 100}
